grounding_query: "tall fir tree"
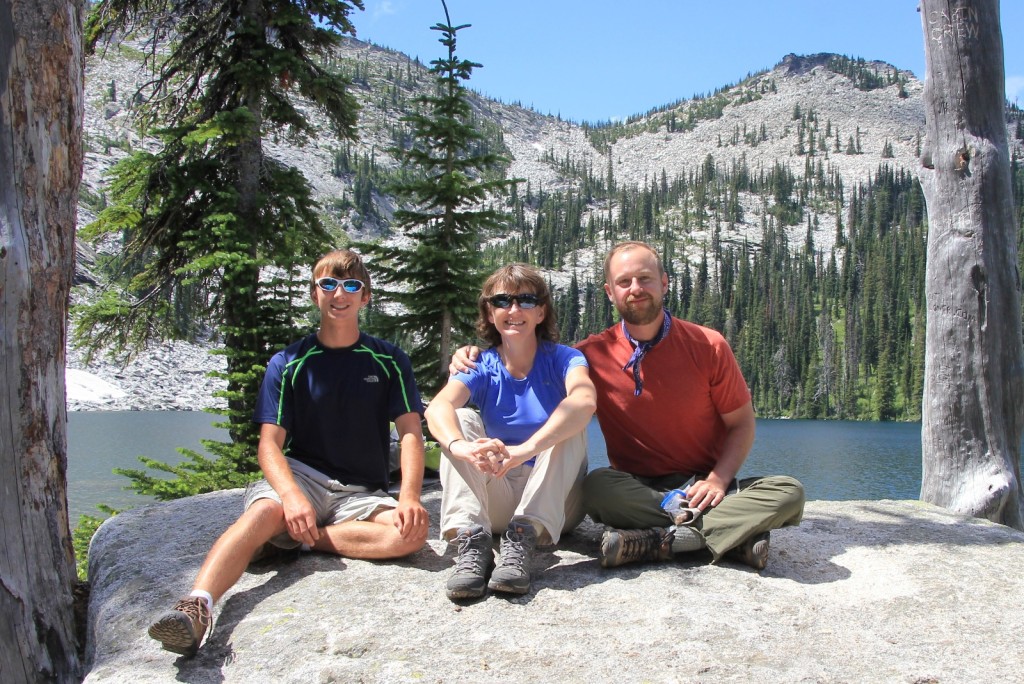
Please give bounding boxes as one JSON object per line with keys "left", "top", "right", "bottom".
{"left": 77, "top": 0, "right": 364, "bottom": 496}
{"left": 359, "top": 1, "right": 519, "bottom": 395}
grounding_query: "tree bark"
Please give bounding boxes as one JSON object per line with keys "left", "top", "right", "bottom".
{"left": 919, "top": 0, "right": 1024, "bottom": 529}
{"left": 223, "top": 0, "right": 267, "bottom": 441}
{"left": 0, "top": 0, "right": 84, "bottom": 680}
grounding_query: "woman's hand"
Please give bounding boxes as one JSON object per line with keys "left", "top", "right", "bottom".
{"left": 451, "top": 437, "right": 510, "bottom": 475}
{"left": 492, "top": 444, "right": 534, "bottom": 478}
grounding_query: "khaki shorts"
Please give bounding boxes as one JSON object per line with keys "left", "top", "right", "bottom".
{"left": 244, "top": 460, "right": 398, "bottom": 549}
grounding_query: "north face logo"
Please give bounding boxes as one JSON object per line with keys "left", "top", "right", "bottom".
{"left": 363, "top": 375, "right": 380, "bottom": 383}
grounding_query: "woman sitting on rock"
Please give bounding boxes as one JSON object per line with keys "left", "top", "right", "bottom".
{"left": 425, "top": 263, "right": 595, "bottom": 600}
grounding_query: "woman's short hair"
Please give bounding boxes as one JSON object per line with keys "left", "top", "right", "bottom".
{"left": 310, "top": 249, "right": 371, "bottom": 296}
{"left": 476, "top": 263, "right": 559, "bottom": 348}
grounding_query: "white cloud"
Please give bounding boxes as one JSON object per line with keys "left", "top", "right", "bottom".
{"left": 1006, "top": 75, "right": 1024, "bottom": 105}
{"left": 371, "top": 0, "right": 398, "bottom": 21}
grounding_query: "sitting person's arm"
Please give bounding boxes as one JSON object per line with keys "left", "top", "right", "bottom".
{"left": 425, "top": 378, "right": 510, "bottom": 475}
{"left": 391, "top": 411, "right": 430, "bottom": 539}
{"left": 257, "top": 422, "right": 320, "bottom": 546}
{"left": 495, "top": 365, "right": 596, "bottom": 477}
{"left": 684, "top": 401, "right": 756, "bottom": 511}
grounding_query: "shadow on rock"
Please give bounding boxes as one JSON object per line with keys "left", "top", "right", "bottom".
{"left": 170, "top": 558, "right": 335, "bottom": 683}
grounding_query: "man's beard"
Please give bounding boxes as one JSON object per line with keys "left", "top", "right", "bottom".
{"left": 619, "top": 293, "right": 663, "bottom": 326}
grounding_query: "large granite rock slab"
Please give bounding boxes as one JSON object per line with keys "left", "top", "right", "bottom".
{"left": 84, "top": 488, "right": 1024, "bottom": 683}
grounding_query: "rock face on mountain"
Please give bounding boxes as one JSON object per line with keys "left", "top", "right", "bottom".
{"left": 81, "top": 38, "right": 931, "bottom": 237}
{"left": 83, "top": 490, "right": 1024, "bottom": 683}
{"left": 70, "top": 36, "right": 1024, "bottom": 412}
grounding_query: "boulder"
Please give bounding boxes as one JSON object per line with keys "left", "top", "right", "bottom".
{"left": 84, "top": 488, "right": 1024, "bottom": 683}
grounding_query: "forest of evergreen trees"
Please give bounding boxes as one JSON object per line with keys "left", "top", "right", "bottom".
{"left": 322, "top": 48, "right": 1024, "bottom": 423}
{"left": 479, "top": 149, "right": 1022, "bottom": 422}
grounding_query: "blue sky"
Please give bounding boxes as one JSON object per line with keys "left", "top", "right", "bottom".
{"left": 354, "top": 0, "right": 1024, "bottom": 124}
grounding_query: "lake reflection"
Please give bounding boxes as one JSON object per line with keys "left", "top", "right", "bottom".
{"left": 68, "top": 412, "right": 932, "bottom": 520}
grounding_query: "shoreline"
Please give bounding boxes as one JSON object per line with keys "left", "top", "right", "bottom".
{"left": 66, "top": 339, "right": 226, "bottom": 412}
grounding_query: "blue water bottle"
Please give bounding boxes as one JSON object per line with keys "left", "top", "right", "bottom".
{"left": 661, "top": 487, "right": 701, "bottom": 524}
{"left": 660, "top": 488, "right": 688, "bottom": 516}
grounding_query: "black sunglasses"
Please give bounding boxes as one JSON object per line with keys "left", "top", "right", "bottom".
{"left": 316, "top": 277, "right": 364, "bottom": 293}
{"left": 487, "top": 293, "right": 540, "bottom": 309}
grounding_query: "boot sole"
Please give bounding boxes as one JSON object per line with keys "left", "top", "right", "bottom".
{"left": 445, "top": 585, "right": 487, "bottom": 600}
{"left": 148, "top": 617, "right": 200, "bottom": 656}
{"left": 487, "top": 578, "right": 530, "bottom": 594}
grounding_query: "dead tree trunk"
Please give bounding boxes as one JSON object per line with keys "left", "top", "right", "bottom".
{"left": 0, "top": 0, "right": 84, "bottom": 680}
{"left": 919, "top": 0, "right": 1024, "bottom": 529}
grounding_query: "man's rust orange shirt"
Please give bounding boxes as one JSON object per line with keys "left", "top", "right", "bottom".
{"left": 577, "top": 317, "right": 751, "bottom": 478}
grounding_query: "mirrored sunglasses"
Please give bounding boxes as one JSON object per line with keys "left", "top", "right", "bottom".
{"left": 316, "top": 277, "right": 364, "bottom": 293}
{"left": 487, "top": 293, "right": 540, "bottom": 309}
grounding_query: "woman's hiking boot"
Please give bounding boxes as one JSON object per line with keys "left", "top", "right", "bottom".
{"left": 446, "top": 525, "right": 494, "bottom": 600}
{"left": 487, "top": 520, "right": 537, "bottom": 595}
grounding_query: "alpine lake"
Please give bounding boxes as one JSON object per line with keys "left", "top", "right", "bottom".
{"left": 65, "top": 411, "right": 949, "bottom": 522}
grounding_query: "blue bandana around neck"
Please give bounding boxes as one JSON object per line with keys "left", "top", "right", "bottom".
{"left": 621, "top": 309, "right": 672, "bottom": 397}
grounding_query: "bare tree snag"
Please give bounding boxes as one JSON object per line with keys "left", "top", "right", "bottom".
{"left": 0, "top": 0, "right": 84, "bottom": 680}
{"left": 919, "top": 0, "right": 1024, "bottom": 529}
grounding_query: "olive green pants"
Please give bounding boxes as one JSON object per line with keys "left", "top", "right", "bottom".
{"left": 582, "top": 468, "right": 805, "bottom": 561}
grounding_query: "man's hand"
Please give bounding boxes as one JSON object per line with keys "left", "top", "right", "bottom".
{"left": 449, "top": 345, "right": 481, "bottom": 375}
{"left": 393, "top": 499, "right": 430, "bottom": 539}
{"left": 684, "top": 475, "right": 730, "bottom": 511}
{"left": 281, "top": 489, "right": 320, "bottom": 545}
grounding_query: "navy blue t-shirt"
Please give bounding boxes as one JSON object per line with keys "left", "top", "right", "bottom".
{"left": 253, "top": 332, "right": 423, "bottom": 490}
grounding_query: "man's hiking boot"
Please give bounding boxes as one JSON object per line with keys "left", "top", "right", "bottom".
{"left": 148, "top": 596, "right": 212, "bottom": 656}
{"left": 599, "top": 526, "right": 673, "bottom": 568}
{"left": 488, "top": 520, "right": 537, "bottom": 595}
{"left": 726, "top": 531, "right": 770, "bottom": 571}
{"left": 446, "top": 525, "right": 494, "bottom": 600}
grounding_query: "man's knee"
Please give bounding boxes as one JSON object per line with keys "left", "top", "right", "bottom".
{"left": 582, "top": 467, "right": 619, "bottom": 495}
{"left": 582, "top": 467, "right": 641, "bottom": 520}
{"left": 767, "top": 475, "right": 805, "bottom": 506}
{"left": 211, "top": 500, "right": 289, "bottom": 559}
{"left": 581, "top": 467, "right": 613, "bottom": 517}
{"left": 748, "top": 475, "right": 806, "bottom": 523}
{"left": 237, "top": 498, "right": 287, "bottom": 530}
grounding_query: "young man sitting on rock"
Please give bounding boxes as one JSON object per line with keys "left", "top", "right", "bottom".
{"left": 147, "top": 249, "right": 429, "bottom": 657}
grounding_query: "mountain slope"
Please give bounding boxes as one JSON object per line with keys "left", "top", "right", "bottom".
{"left": 79, "top": 40, "right": 936, "bottom": 246}
{"left": 71, "top": 35, "right": 1024, "bottom": 418}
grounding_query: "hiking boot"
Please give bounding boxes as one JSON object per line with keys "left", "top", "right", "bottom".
{"left": 446, "top": 525, "right": 494, "bottom": 600}
{"left": 148, "top": 596, "right": 212, "bottom": 656}
{"left": 599, "top": 527, "right": 673, "bottom": 568}
{"left": 727, "top": 531, "right": 771, "bottom": 571}
{"left": 487, "top": 520, "right": 537, "bottom": 595}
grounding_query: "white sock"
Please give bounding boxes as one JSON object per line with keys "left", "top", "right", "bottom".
{"left": 670, "top": 525, "right": 706, "bottom": 553}
{"left": 189, "top": 590, "right": 214, "bottom": 612}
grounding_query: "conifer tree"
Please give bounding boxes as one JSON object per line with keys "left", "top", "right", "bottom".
{"left": 359, "top": 2, "right": 519, "bottom": 395}
{"left": 77, "top": 0, "right": 364, "bottom": 495}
